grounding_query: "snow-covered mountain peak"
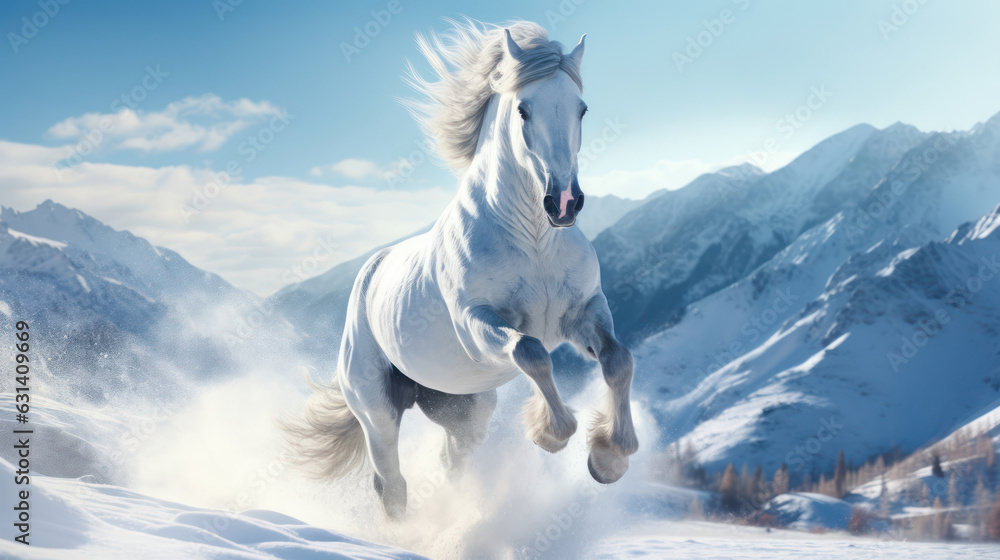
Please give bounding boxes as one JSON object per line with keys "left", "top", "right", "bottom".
{"left": 880, "top": 121, "right": 921, "bottom": 136}
{"left": 972, "top": 109, "right": 1000, "bottom": 135}
{"left": 779, "top": 123, "right": 876, "bottom": 173}
{"left": 950, "top": 202, "right": 1000, "bottom": 244}
{"left": 716, "top": 162, "right": 764, "bottom": 180}
{"left": 0, "top": 200, "right": 242, "bottom": 303}
{"left": 2, "top": 200, "right": 151, "bottom": 261}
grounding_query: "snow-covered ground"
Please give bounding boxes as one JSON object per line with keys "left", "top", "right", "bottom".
{"left": 0, "top": 458, "right": 428, "bottom": 560}
{"left": 591, "top": 520, "right": 1000, "bottom": 559}
{"left": 4, "top": 387, "right": 1000, "bottom": 559}
{"left": 5, "top": 464, "right": 999, "bottom": 560}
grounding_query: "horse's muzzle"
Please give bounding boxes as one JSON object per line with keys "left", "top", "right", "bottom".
{"left": 543, "top": 177, "right": 584, "bottom": 227}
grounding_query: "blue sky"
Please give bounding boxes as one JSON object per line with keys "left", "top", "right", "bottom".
{"left": 2, "top": 0, "right": 999, "bottom": 293}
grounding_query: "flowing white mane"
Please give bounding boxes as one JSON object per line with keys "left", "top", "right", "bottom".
{"left": 404, "top": 19, "right": 584, "bottom": 172}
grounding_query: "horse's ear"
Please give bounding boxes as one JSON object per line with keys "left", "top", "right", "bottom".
{"left": 503, "top": 28, "right": 525, "bottom": 61}
{"left": 567, "top": 34, "right": 585, "bottom": 67}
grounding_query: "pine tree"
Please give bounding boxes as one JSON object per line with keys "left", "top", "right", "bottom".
{"left": 751, "top": 465, "right": 765, "bottom": 508}
{"left": 874, "top": 455, "right": 886, "bottom": 476}
{"left": 773, "top": 463, "right": 789, "bottom": 496}
{"left": 932, "top": 453, "right": 945, "bottom": 478}
{"left": 834, "top": 450, "right": 847, "bottom": 498}
{"left": 912, "top": 514, "right": 932, "bottom": 540}
{"left": 720, "top": 463, "right": 740, "bottom": 513}
{"left": 932, "top": 497, "right": 945, "bottom": 540}
{"left": 948, "top": 473, "right": 960, "bottom": 508}
{"left": 942, "top": 512, "right": 954, "bottom": 541}
{"left": 739, "top": 463, "right": 751, "bottom": 505}
{"left": 879, "top": 473, "right": 892, "bottom": 518}
{"left": 989, "top": 493, "right": 1000, "bottom": 541}
{"left": 974, "top": 479, "right": 992, "bottom": 540}
{"left": 800, "top": 471, "right": 812, "bottom": 493}
{"left": 689, "top": 496, "right": 704, "bottom": 520}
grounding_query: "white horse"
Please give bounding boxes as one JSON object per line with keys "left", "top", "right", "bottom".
{"left": 286, "top": 20, "right": 638, "bottom": 517}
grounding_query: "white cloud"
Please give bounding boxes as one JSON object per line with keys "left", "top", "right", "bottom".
{"left": 46, "top": 94, "right": 281, "bottom": 155}
{"left": 309, "top": 158, "right": 387, "bottom": 180}
{"left": 0, "top": 140, "right": 454, "bottom": 296}
{"left": 330, "top": 158, "right": 380, "bottom": 179}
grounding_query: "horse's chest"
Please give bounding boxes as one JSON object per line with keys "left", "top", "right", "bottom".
{"left": 483, "top": 267, "right": 590, "bottom": 343}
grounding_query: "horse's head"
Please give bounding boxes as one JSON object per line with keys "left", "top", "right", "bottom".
{"left": 501, "top": 29, "right": 587, "bottom": 228}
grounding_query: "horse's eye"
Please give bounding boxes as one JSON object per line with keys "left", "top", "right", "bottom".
{"left": 517, "top": 104, "right": 529, "bottom": 121}
{"left": 580, "top": 106, "right": 588, "bottom": 118}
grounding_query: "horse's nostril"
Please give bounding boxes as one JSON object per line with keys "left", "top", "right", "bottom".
{"left": 543, "top": 195, "right": 557, "bottom": 215}
{"left": 575, "top": 194, "right": 585, "bottom": 213}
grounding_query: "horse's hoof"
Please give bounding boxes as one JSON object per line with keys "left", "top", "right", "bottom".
{"left": 375, "top": 473, "right": 407, "bottom": 519}
{"left": 531, "top": 428, "right": 570, "bottom": 453}
{"left": 381, "top": 490, "right": 407, "bottom": 520}
{"left": 524, "top": 400, "right": 576, "bottom": 452}
{"left": 588, "top": 454, "right": 613, "bottom": 484}
{"left": 383, "top": 501, "right": 406, "bottom": 520}
{"left": 587, "top": 445, "right": 629, "bottom": 484}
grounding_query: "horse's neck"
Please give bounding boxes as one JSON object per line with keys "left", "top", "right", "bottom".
{"left": 457, "top": 100, "right": 555, "bottom": 252}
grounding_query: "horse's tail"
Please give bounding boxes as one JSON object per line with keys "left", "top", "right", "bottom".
{"left": 280, "top": 374, "right": 368, "bottom": 479}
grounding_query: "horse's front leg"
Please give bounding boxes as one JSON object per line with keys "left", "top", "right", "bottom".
{"left": 567, "top": 294, "right": 639, "bottom": 483}
{"left": 457, "top": 305, "right": 577, "bottom": 452}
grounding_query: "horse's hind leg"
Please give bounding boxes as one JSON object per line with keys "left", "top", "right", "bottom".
{"left": 415, "top": 386, "right": 496, "bottom": 477}
{"left": 340, "top": 344, "right": 416, "bottom": 518}
{"left": 338, "top": 251, "right": 416, "bottom": 518}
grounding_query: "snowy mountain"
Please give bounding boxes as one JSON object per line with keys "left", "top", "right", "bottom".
{"left": 630, "top": 113, "right": 1000, "bottom": 477}
{"left": 593, "top": 125, "right": 929, "bottom": 342}
{"left": 575, "top": 194, "right": 645, "bottom": 240}
{"left": 0, "top": 201, "right": 287, "bottom": 403}
{"left": 846, "top": 394, "right": 1000, "bottom": 515}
